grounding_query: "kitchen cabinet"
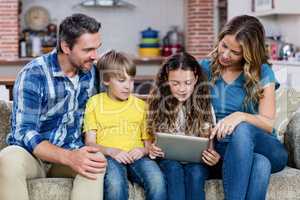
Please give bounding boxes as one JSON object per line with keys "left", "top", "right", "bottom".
{"left": 252, "top": 0, "right": 300, "bottom": 17}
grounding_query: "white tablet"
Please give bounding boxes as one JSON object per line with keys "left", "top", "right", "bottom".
{"left": 155, "top": 132, "right": 212, "bottom": 163}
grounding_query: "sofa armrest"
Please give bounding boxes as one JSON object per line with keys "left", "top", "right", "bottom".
{"left": 285, "top": 107, "right": 300, "bottom": 169}
{"left": 0, "top": 100, "right": 12, "bottom": 150}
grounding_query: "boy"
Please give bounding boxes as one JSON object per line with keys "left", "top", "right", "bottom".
{"left": 83, "top": 50, "right": 166, "bottom": 200}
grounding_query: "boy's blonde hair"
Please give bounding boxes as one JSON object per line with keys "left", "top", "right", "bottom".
{"left": 97, "top": 50, "right": 136, "bottom": 82}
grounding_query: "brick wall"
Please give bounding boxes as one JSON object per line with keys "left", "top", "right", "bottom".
{"left": 0, "top": 0, "right": 19, "bottom": 60}
{"left": 186, "top": 0, "right": 215, "bottom": 59}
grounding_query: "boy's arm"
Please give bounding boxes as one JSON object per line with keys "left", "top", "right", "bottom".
{"left": 85, "top": 130, "right": 113, "bottom": 156}
{"left": 143, "top": 140, "right": 152, "bottom": 155}
{"left": 85, "top": 130, "right": 134, "bottom": 164}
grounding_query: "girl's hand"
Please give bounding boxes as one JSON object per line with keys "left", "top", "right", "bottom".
{"left": 210, "top": 112, "right": 245, "bottom": 140}
{"left": 202, "top": 149, "right": 220, "bottom": 166}
{"left": 128, "top": 147, "right": 147, "bottom": 161}
{"left": 149, "top": 143, "right": 165, "bottom": 159}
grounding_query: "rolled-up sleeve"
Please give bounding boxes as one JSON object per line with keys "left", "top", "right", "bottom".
{"left": 13, "top": 67, "right": 46, "bottom": 153}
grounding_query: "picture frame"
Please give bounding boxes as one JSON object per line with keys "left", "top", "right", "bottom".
{"left": 252, "top": 0, "right": 274, "bottom": 12}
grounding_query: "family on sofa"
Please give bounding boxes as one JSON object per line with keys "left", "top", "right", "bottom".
{"left": 0, "top": 13, "right": 289, "bottom": 200}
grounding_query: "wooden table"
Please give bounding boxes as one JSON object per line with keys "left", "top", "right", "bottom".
{"left": 0, "top": 76, "right": 15, "bottom": 101}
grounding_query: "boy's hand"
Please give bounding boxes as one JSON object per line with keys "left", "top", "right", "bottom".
{"left": 105, "top": 147, "right": 122, "bottom": 157}
{"left": 149, "top": 143, "right": 164, "bottom": 159}
{"left": 201, "top": 149, "right": 220, "bottom": 166}
{"left": 128, "top": 147, "right": 147, "bottom": 161}
{"left": 114, "top": 151, "right": 134, "bottom": 164}
{"left": 105, "top": 147, "right": 133, "bottom": 164}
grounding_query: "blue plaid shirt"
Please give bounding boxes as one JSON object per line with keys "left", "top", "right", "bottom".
{"left": 7, "top": 50, "right": 98, "bottom": 153}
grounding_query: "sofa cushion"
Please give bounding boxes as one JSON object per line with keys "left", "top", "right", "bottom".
{"left": 26, "top": 167, "right": 300, "bottom": 200}
{"left": 27, "top": 178, "right": 146, "bottom": 200}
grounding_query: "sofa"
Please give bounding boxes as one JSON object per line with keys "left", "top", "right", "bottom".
{"left": 0, "top": 87, "right": 300, "bottom": 200}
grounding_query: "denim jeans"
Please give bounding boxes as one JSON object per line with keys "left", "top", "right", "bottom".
{"left": 158, "top": 159, "right": 222, "bottom": 200}
{"left": 104, "top": 156, "right": 166, "bottom": 200}
{"left": 158, "top": 122, "right": 287, "bottom": 200}
{"left": 215, "top": 122, "right": 288, "bottom": 200}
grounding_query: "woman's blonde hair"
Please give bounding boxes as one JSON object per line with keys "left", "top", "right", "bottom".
{"left": 210, "top": 15, "right": 269, "bottom": 108}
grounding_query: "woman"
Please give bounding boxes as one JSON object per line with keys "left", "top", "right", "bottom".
{"left": 200, "top": 15, "right": 288, "bottom": 199}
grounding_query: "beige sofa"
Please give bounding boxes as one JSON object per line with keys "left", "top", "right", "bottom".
{"left": 0, "top": 89, "right": 300, "bottom": 199}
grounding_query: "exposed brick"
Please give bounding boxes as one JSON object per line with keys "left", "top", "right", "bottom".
{"left": 185, "top": 0, "right": 215, "bottom": 59}
{"left": 0, "top": 0, "right": 19, "bottom": 60}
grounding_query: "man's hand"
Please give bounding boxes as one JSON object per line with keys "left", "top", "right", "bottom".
{"left": 128, "top": 147, "right": 147, "bottom": 161}
{"left": 67, "top": 146, "right": 106, "bottom": 180}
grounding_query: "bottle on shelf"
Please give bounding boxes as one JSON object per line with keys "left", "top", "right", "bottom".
{"left": 19, "top": 33, "right": 27, "bottom": 58}
{"left": 24, "top": 32, "right": 32, "bottom": 57}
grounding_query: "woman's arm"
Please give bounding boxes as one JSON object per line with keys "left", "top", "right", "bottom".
{"left": 243, "top": 83, "right": 276, "bottom": 133}
{"left": 211, "top": 83, "right": 276, "bottom": 139}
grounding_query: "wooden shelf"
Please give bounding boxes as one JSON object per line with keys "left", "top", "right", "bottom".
{"left": 133, "top": 57, "right": 165, "bottom": 65}
{"left": 0, "top": 56, "right": 166, "bottom": 66}
{"left": 0, "top": 58, "right": 32, "bottom": 66}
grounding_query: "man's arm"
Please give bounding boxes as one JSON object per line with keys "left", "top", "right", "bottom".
{"left": 33, "top": 141, "right": 106, "bottom": 180}
{"left": 13, "top": 67, "right": 105, "bottom": 179}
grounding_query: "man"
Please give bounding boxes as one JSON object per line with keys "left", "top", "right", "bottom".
{"left": 0, "top": 13, "right": 106, "bottom": 200}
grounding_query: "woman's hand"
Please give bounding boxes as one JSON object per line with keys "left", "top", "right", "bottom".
{"left": 149, "top": 143, "right": 165, "bottom": 159}
{"left": 202, "top": 149, "right": 220, "bottom": 166}
{"left": 210, "top": 112, "right": 245, "bottom": 140}
{"left": 128, "top": 147, "right": 147, "bottom": 161}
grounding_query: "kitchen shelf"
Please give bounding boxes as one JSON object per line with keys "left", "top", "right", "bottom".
{"left": 133, "top": 57, "right": 165, "bottom": 65}
{"left": 0, "top": 56, "right": 166, "bottom": 66}
{"left": 0, "top": 58, "right": 32, "bottom": 66}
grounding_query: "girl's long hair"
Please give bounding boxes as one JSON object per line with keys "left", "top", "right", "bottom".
{"left": 210, "top": 15, "right": 268, "bottom": 109}
{"left": 147, "top": 52, "right": 213, "bottom": 137}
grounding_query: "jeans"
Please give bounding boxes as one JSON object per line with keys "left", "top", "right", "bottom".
{"left": 158, "top": 122, "right": 287, "bottom": 200}
{"left": 158, "top": 159, "right": 222, "bottom": 200}
{"left": 215, "top": 122, "right": 288, "bottom": 200}
{"left": 104, "top": 156, "right": 166, "bottom": 200}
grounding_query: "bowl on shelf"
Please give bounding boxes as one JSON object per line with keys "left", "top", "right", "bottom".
{"left": 138, "top": 47, "right": 161, "bottom": 58}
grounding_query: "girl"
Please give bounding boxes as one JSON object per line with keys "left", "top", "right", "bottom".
{"left": 147, "top": 52, "right": 220, "bottom": 200}
{"left": 200, "top": 15, "right": 288, "bottom": 199}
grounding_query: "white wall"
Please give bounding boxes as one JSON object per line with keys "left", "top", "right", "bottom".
{"left": 228, "top": 0, "right": 300, "bottom": 47}
{"left": 21, "top": 0, "right": 185, "bottom": 56}
{"left": 227, "top": 0, "right": 252, "bottom": 20}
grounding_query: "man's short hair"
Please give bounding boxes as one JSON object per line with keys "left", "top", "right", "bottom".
{"left": 57, "top": 13, "right": 101, "bottom": 53}
{"left": 97, "top": 50, "right": 136, "bottom": 82}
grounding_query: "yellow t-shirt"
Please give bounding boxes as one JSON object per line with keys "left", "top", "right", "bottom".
{"left": 83, "top": 92, "right": 151, "bottom": 152}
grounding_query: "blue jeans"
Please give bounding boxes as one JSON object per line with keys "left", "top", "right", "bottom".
{"left": 158, "top": 159, "right": 221, "bottom": 200}
{"left": 215, "top": 122, "right": 288, "bottom": 200}
{"left": 104, "top": 156, "right": 166, "bottom": 200}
